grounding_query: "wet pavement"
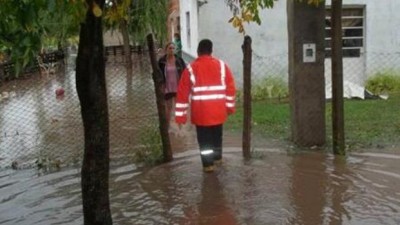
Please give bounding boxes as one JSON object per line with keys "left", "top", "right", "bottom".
{"left": 1, "top": 148, "right": 400, "bottom": 225}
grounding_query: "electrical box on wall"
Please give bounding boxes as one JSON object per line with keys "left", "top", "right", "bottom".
{"left": 303, "top": 43, "right": 316, "bottom": 63}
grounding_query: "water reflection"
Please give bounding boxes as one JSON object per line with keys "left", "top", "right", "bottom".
{"left": 288, "top": 151, "right": 400, "bottom": 225}
{"left": 197, "top": 173, "right": 238, "bottom": 225}
{"left": 326, "top": 156, "right": 352, "bottom": 225}
{"left": 1, "top": 150, "right": 400, "bottom": 224}
{"left": 288, "top": 153, "right": 349, "bottom": 225}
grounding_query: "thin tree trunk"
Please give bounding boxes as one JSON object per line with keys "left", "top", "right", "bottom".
{"left": 120, "top": 19, "right": 132, "bottom": 74}
{"left": 242, "top": 35, "right": 252, "bottom": 159}
{"left": 331, "top": 0, "right": 345, "bottom": 155}
{"left": 75, "top": 0, "right": 112, "bottom": 224}
{"left": 146, "top": 34, "right": 173, "bottom": 162}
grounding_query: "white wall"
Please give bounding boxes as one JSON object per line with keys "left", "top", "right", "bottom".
{"left": 196, "top": 0, "right": 288, "bottom": 83}
{"left": 326, "top": 0, "right": 400, "bottom": 77}
{"left": 180, "top": 0, "right": 400, "bottom": 86}
{"left": 179, "top": 0, "right": 200, "bottom": 58}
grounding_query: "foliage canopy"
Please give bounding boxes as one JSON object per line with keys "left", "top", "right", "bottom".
{"left": 0, "top": 0, "right": 167, "bottom": 75}
{"left": 0, "top": 0, "right": 85, "bottom": 75}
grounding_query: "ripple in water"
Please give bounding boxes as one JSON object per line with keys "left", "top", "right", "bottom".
{"left": 1, "top": 148, "right": 400, "bottom": 225}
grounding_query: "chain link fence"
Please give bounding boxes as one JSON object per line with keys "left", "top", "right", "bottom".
{"left": 1, "top": 47, "right": 400, "bottom": 169}
{"left": 0, "top": 50, "right": 160, "bottom": 169}
{"left": 248, "top": 49, "right": 400, "bottom": 150}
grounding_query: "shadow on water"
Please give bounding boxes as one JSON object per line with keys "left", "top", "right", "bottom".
{"left": 1, "top": 149, "right": 400, "bottom": 225}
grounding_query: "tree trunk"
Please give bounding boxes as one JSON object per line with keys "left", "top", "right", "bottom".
{"left": 75, "top": 0, "right": 112, "bottom": 224}
{"left": 146, "top": 34, "right": 173, "bottom": 162}
{"left": 287, "top": 0, "right": 326, "bottom": 147}
{"left": 120, "top": 19, "right": 132, "bottom": 74}
{"left": 242, "top": 35, "right": 252, "bottom": 159}
{"left": 331, "top": 0, "right": 345, "bottom": 155}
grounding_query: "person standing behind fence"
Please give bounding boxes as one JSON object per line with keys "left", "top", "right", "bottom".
{"left": 175, "top": 39, "right": 236, "bottom": 173}
{"left": 173, "top": 33, "right": 182, "bottom": 57}
{"left": 158, "top": 42, "right": 186, "bottom": 125}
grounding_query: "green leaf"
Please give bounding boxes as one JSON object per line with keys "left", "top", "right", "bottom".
{"left": 93, "top": 2, "right": 103, "bottom": 17}
{"left": 22, "top": 55, "right": 30, "bottom": 68}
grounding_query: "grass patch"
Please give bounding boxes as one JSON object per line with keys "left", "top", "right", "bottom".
{"left": 333, "top": 93, "right": 400, "bottom": 148}
{"left": 134, "top": 126, "right": 164, "bottom": 166}
{"left": 237, "top": 76, "right": 288, "bottom": 101}
{"left": 227, "top": 93, "right": 400, "bottom": 150}
{"left": 366, "top": 70, "right": 400, "bottom": 95}
{"left": 227, "top": 101, "right": 290, "bottom": 140}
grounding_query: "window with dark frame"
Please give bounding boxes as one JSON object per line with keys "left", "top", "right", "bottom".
{"left": 325, "top": 6, "right": 365, "bottom": 58}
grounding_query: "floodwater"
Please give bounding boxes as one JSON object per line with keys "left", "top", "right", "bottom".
{"left": 1, "top": 55, "right": 400, "bottom": 224}
{"left": 1, "top": 149, "right": 400, "bottom": 225}
{"left": 0, "top": 56, "right": 160, "bottom": 168}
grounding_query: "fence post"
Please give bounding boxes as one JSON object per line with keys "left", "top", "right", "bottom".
{"left": 242, "top": 35, "right": 252, "bottom": 159}
{"left": 146, "top": 34, "right": 173, "bottom": 162}
{"left": 331, "top": 0, "right": 346, "bottom": 155}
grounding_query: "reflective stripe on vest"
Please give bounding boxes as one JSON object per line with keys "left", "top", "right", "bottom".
{"left": 219, "top": 60, "right": 226, "bottom": 86}
{"left": 187, "top": 64, "right": 196, "bottom": 86}
{"left": 188, "top": 60, "right": 227, "bottom": 101}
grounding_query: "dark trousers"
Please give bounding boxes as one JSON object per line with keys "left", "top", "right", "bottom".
{"left": 196, "top": 124, "right": 223, "bottom": 167}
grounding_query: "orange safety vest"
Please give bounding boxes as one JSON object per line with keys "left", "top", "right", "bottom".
{"left": 175, "top": 55, "right": 236, "bottom": 126}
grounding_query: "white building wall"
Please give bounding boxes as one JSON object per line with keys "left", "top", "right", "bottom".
{"left": 326, "top": 0, "right": 400, "bottom": 78}
{"left": 180, "top": 0, "right": 400, "bottom": 87}
{"left": 179, "top": 0, "right": 200, "bottom": 58}
{"left": 196, "top": 0, "right": 288, "bottom": 83}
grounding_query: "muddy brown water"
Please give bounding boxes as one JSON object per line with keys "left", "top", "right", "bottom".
{"left": 1, "top": 57, "right": 400, "bottom": 224}
{"left": 1, "top": 149, "right": 400, "bottom": 225}
{"left": 0, "top": 58, "right": 159, "bottom": 168}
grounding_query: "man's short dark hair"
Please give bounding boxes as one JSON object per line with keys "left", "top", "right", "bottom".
{"left": 197, "top": 39, "right": 213, "bottom": 56}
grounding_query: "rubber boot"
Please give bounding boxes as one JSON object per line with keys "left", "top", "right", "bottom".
{"left": 213, "top": 147, "right": 222, "bottom": 165}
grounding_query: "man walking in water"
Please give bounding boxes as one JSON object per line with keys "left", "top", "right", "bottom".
{"left": 175, "top": 39, "right": 236, "bottom": 172}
